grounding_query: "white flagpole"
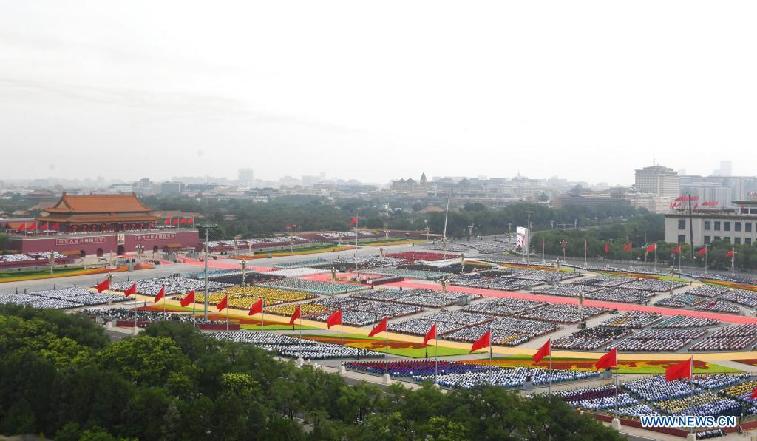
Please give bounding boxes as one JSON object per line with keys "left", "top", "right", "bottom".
{"left": 548, "top": 341, "right": 552, "bottom": 394}
{"left": 434, "top": 322, "right": 438, "bottom": 385}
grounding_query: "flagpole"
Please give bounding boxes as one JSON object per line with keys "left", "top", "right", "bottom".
{"left": 731, "top": 248, "right": 735, "bottom": 273}
{"left": 583, "top": 239, "right": 587, "bottom": 267}
{"left": 653, "top": 245, "right": 657, "bottom": 273}
{"left": 678, "top": 247, "right": 682, "bottom": 272}
{"left": 261, "top": 298, "right": 264, "bottom": 328}
{"left": 548, "top": 346, "right": 552, "bottom": 394}
{"left": 226, "top": 303, "right": 229, "bottom": 331}
{"left": 434, "top": 322, "right": 438, "bottom": 385}
{"left": 489, "top": 327, "right": 493, "bottom": 361}
{"left": 704, "top": 246, "right": 708, "bottom": 275}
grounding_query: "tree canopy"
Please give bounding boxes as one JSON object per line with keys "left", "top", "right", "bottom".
{"left": 0, "top": 305, "right": 623, "bottom": 441}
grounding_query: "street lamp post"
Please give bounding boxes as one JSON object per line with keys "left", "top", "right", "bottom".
{"left": 240, "top": 260, "right": 247, "bottom": 287}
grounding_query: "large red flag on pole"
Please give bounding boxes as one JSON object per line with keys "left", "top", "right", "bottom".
{"left": 369, "top": 317, "right": 388, "bottom": 337}
{"left": 726, "top": 249, "right": 735, "bottom": 258}
{"left": 623, "top": 242, "right": 633, "bottom": 253}
{"left": 123, "top": 283, "right": 137, "bottom": 297}
{"left": 423, "top": 323, "right": 436, "bottom": 346}
{"left": 751, "top": 386, "right": 757, "bottom": 400}
{"left": 665, "top": 357, "right": 693, "bottom": 381}
{"left": 697, "top": 246, "right": 708, "bottom": 257}
{"left": 180, "top": 290, "right": 195, "bottom": 307}
{"left": 470, "top": 330, "right": 491, "bottom": 353}
{"left": 603, "top": 242, "right": 610, "bottom": 254}
{"left": 249, "top": 298, "right": 263, "bottom": 316}
{"left": 95, "top": 278, "right": 110, "bottom": 293}
{"left": 216, "top": 294, "right": 228, "bottom": 311}
{"left": 533, "top": 339, "right": 551, "bottom": 364}
{"left": 595, "top": 348, "right": 618, "bottom": 370}
{"left": 289, "top": 305, "right": 301, "bottom": 325}
{"left": 326, "top": 309, "right": 342, "bottom": 328}
{"left": 646, "top": 243, "right": 657, "bottom": 253}
{"left": 154, "top": 286, "right": 165, "bottom": 303}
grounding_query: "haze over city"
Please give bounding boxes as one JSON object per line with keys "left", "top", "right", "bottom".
{"left": 2, "top": 0, "right": 756, "bottom": 184}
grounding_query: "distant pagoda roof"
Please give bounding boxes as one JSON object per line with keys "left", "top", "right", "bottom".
{"left": 45, "top": 192, "right": 152, "bottom": 214}
{"left": 37, "top": 192, "right": 158, "bottom": 224}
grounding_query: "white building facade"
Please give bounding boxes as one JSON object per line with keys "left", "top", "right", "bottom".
{"left": 664, "top": 201, "right": 757, "bottom": 247}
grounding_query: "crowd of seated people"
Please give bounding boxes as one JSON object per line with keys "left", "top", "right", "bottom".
{"left": 258, "top": 277, "right": 368, "bottom": 295}
{"left": 552, "top": 326, "right": 629, "bottom": 350}
{"left": 212, "top": 331, "right": 384, "bottom": 359}
{"left": 655, "top": 293, "right": 740, "bottom": 314}
{"left": 614, "top": 328, "right": 707, "bottom": 352}
{"left": 427, "top": 366, "right": 598, "bottom": 389}
{"left": 111, "top": 275, "right": 231, "bottom": 296}
{"left": 686, "top": 285, "right": 757, "bottom": 309}
{"left": 689, "top": 325, "right": 757, "bottom": 351}
{"left": 0, "top": 287, "right": 126, "bottom": 309}
{"left": 601, "top": 312, "right": 662, "bottom": 328}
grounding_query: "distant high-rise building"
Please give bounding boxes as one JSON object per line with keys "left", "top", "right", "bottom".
{"left": 160, "top": 181, "right": 184, "bottom": 194}
{"left": 713, "top": 161, "right": 733, "bottom": 177}
{"left": 238, "top": 168, "right": 255, "bottom": 185}
{"left": 634, "top": 165, "right": 680, "bottom": 198}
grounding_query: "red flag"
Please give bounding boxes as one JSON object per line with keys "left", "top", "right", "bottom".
{"left": 726, "top": 249, "right": 735, "bottom": 258}
{"left": 623, "top": 242, "right": 632, "bottom": 253}
{"left": 423, "top": 323, "right": 437, "bottom": 346}
{"left": 216, "top": 294, "right": 228, "bottom": 311}
{"left": 595, "top": 348, "right": 618, "bottom": 370}
{"left": 751, "top": 386, "right": 757, "bottom": 400}
{"left": 697, "top": 246, "right": 708, "bottom": 257}
{"left": 124, "top": 283, "right": 137, "bottom": 296}
{"left": 172, "top": 217, "right": 180, "bottom": 225}
{"left": 665, "top": 357, "right": 693, "bottom": 381}
{"left": 164, "top": 217, "right": 171, "bottom": 225}
{"left": 533, "top": 339, "right": 551, "bottom": 364}
{"left": 289, "top": 305, "right": 301, "bottom": 325}
{"left": 326, "top": 309, "right": 342, "bottom": 328}
{"left": 603, "top": 242, "right": 610, "bottom": 254}
{"left": 350, "top": 216, "right": 358, "bottom": 226}
{"left": 180, "top": 290, "right": 195, "bottom": 307}
{"left": 646, "top": 243, "right": 657, "bottom": 253}
{"left": 672, "top": 245, "right": 682, "bottom": 255}
{"left": 369, "top": 317, "right": 388, "bottom": 337}
{"left": 95, "top": 278, "right": 110, "bottom": 293}
{"left": 470, "top": 330, "right": 491, "bottom": 353}
{"left": 154, "top": 286, "right": 165, "bottom": 303}
{"left": 249, "top": 298, "right": 263, "bottom": 316}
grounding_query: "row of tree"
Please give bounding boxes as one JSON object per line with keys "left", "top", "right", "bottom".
{"left": 0, "top": 305, "right": 622, "bottom": 441}
{"left": 143, "top": 194, "right": 648, "bottom": 241}
{"left": 530, "top": 229, "right": 757, "bottom": 270}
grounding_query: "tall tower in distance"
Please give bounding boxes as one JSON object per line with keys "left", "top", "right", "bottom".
{"left": 238, "top": 168, "right": 255, "bottom": 186}
{"left": 713, "top": 161, "right": 732, "bottom": 177}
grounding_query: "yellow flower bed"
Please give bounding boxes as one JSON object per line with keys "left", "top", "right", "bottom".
{"left": 267, "top": 303, "right": 327, "bottom": 317}
{"left": 195, "top": 286, "right": 315, "bottom": 309}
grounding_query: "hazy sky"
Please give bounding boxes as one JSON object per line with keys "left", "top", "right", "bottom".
{"left": 1, "top": 1, "right": 756, "bottom": 185}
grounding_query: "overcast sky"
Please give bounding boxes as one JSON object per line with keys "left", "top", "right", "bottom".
{"left": 1, "top": 1, "right": 756, "bottom": 185}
